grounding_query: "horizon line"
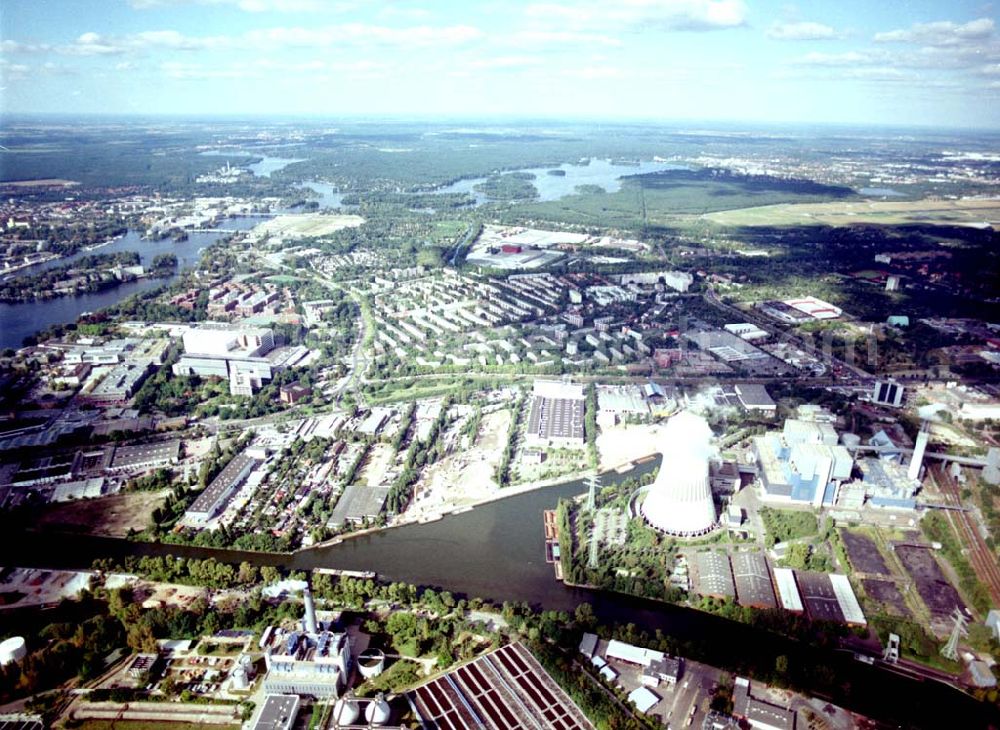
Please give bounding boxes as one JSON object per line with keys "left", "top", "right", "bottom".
{"left": 1, "top": 112, "right": 999, "bottom": 134}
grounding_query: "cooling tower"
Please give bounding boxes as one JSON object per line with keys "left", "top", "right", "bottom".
{"left": 641, "top": 411, "right": 717, "bottom": 536}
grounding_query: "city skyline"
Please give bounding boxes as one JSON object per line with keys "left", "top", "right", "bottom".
{"left": 1, "top": 0, "right": 999, "bottom": 127}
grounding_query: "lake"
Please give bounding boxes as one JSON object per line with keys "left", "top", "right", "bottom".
{"left": 0, "top": 218, "right": 261, "bottom": 350}
{"left": 435, "top": 158, "right": 686, "bottom": 205}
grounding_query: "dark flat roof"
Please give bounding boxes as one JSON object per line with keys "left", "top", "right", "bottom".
{"left": 410, "top": 643, "right": 595, "bottom": 730}
{"left": 731, "top": 551, "right": 776, "bottom": 609}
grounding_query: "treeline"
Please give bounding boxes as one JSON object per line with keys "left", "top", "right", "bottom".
{"left": 921, "top": 510, "right": 991, "bottom": 614}
{"left": 0, "top": 251, "right": 142, "bottom": 303}
{"left": 623, "top": 166, "right": 855, "bottom": 198}
{"left": 385, "top": 397, "right": 451, "bottom": 513}
{"left": 0, "top": 604, "right": 124, "bottom": 704}
{"left": 93, "top": 554, "right": 268, "bottom": 589}
{"left": 495, "top": 392, "right": 526, "bottom": 486}
{"left": 473, "top": 172, "right": 540, "bottom": 201}
{"left": 2, "top": 218, "right": 130, "bottom": 255}
{"left": 585, "top": 383, "right": 598, "bottom": 470}
{"left": 339, "top": 191, "right": 474, "bottom": 209}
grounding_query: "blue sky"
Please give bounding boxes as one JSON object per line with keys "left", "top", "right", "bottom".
{"left": 1, "top": 0, "right": 998, "bottom": 127}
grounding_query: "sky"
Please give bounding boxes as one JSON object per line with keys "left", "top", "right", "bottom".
{"left": 1, "top": 0, "right": 998, "bottom": 127}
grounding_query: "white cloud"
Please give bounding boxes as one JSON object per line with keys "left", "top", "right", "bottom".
{"left": 129, "top": 0, "right": 336, "bottom": 11}
{"left": 133, "top": 30, "right": 232, "bottom": 50}
{"left": 10, "top": 22, "right": 483, "bottom": 61}
{"left": 525, "top": 0, "right": 747, "bottom": 32}
{"left": 0, "top": 59, "right": 31, "bottom": 81}
{"left": 159, "top": 56, "right": 392, "bottom": 80}
{"left": 63, "top": 33, "right": 130, "bottom": 56}
{"left": 793, "top": 50, "right": 886, "bottom": 66}
{"left": 874, "top": 17, "right": 994, "bottom": 46}
{"left": 1, "top": 40, "right": 52, "bottom": 54}
{"left": 512, "top": 30, "right": 622, "bottom": 47}
{"left": 161, "top": 61, "right": 249, "bottom": 79}
{"left": 241, "top": 23, "right": 482, "bottom": 49}
{"left": 766, "top": 21, "right": 836, "bottom": 41}
{"left": 468, "top": 55, "right": 544, "bottom": 70}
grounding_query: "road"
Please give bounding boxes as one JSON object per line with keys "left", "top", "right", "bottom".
{"left": 933, "top": 464, "right": 1000, "bottom": 609}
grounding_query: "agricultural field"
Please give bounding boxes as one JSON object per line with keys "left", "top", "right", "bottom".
{"left": 700, "top": 198, "right": 1000, "bottom": 229}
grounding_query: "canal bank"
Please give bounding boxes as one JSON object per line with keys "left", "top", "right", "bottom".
{"left": 5, "top": 461, "right": 999, "bottom": 728}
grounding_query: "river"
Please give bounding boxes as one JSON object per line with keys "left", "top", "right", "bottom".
{"left": 0, "top": 218, "right": 261, "bottom": 350}
{"left": 6, "top": 462, "right": 998, "bottom": 728}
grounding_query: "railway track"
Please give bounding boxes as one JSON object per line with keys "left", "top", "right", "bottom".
{"left": 934, "top": 465, "right": 1000, "bottom": 609}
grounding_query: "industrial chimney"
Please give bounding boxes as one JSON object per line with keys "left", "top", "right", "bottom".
{"left": 303, "top": 586, "right": 318, "bottom": 634}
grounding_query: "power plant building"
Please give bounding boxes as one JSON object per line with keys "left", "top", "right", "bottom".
{"left": 261, "top": 587, "right": 351, "bottom": 698}
{"left": 641, "top": 411, "right": 717, "bottom": 537}
{"left": 754, "top": 419, "right": 853, "bottom": 506}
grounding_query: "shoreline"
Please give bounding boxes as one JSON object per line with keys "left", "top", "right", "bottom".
{"left": 305, "top": 468, "right": 602, "bottom": 551}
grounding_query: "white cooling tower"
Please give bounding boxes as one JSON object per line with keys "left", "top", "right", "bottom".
{"left": 641, "top": 411, "right": 717, "bottom": 536}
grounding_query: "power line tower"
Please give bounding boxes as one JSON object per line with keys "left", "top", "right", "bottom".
{"left": 588, "top": 528, "right": 600, "bottom": 570}
{"left": 586, "top": 473, "right": 600, "bottom": 512}
{"left": 941, "top": 608, "right": 968, "bottom": 661}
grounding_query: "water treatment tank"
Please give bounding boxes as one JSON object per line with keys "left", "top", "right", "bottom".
{"left": 332, "top": 698, "right": 360, "bottom": 725}
{"left": 365, "top": 695, "right": 391, "bottom": 725}
{"left": 0, "top": 637, "right": 27, "bottom": 666}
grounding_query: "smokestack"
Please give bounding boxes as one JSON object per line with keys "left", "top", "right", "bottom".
{"left": 908, "top": 427, "right": 929, "bottom": 482}
{"left": 303, "top": 586, "right": 318, "bottom": 634}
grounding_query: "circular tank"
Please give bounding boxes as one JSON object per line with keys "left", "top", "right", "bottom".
{"left": 365, "top": 696, "right": 391, "bottom": 725}
{"left": 0, "top": 637, "right": 26, "bottom": 666}
{"left": 357, "top": 648, "right": 385, "bottom": 679}
{"left": 230, "top": 666, "right": 249, "bottom": 690}
{"left": 333, "top": 698, "right": 360, "bottom": 725}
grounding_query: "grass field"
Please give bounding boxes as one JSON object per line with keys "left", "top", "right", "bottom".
{"left": 700, "top": 198, "right": 1000, "bottom": 228}
{"left": 251, "top": 212, "right": 365, "bottom": 239}
{"left": 514, "top": 176, "right": 854, "bottom": 231}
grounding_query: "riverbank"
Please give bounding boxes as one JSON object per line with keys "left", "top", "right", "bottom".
{"left": 309, "top": 466, "right": 601, "bottom": 550}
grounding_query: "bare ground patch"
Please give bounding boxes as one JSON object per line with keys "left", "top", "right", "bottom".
{"left": 28, "top": 489, "right": 170, "bottom": 537}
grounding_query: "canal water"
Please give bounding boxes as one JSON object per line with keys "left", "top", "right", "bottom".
{"left": 6, "top": 462, "right": 999, "bottom": 727}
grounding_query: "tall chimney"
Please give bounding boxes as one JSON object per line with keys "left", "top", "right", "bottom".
{"left": 908, "top": 427, "right": 929, "bottom": 482}
{"left": 303, "top": 586, "right": 318, "bottom": 634}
